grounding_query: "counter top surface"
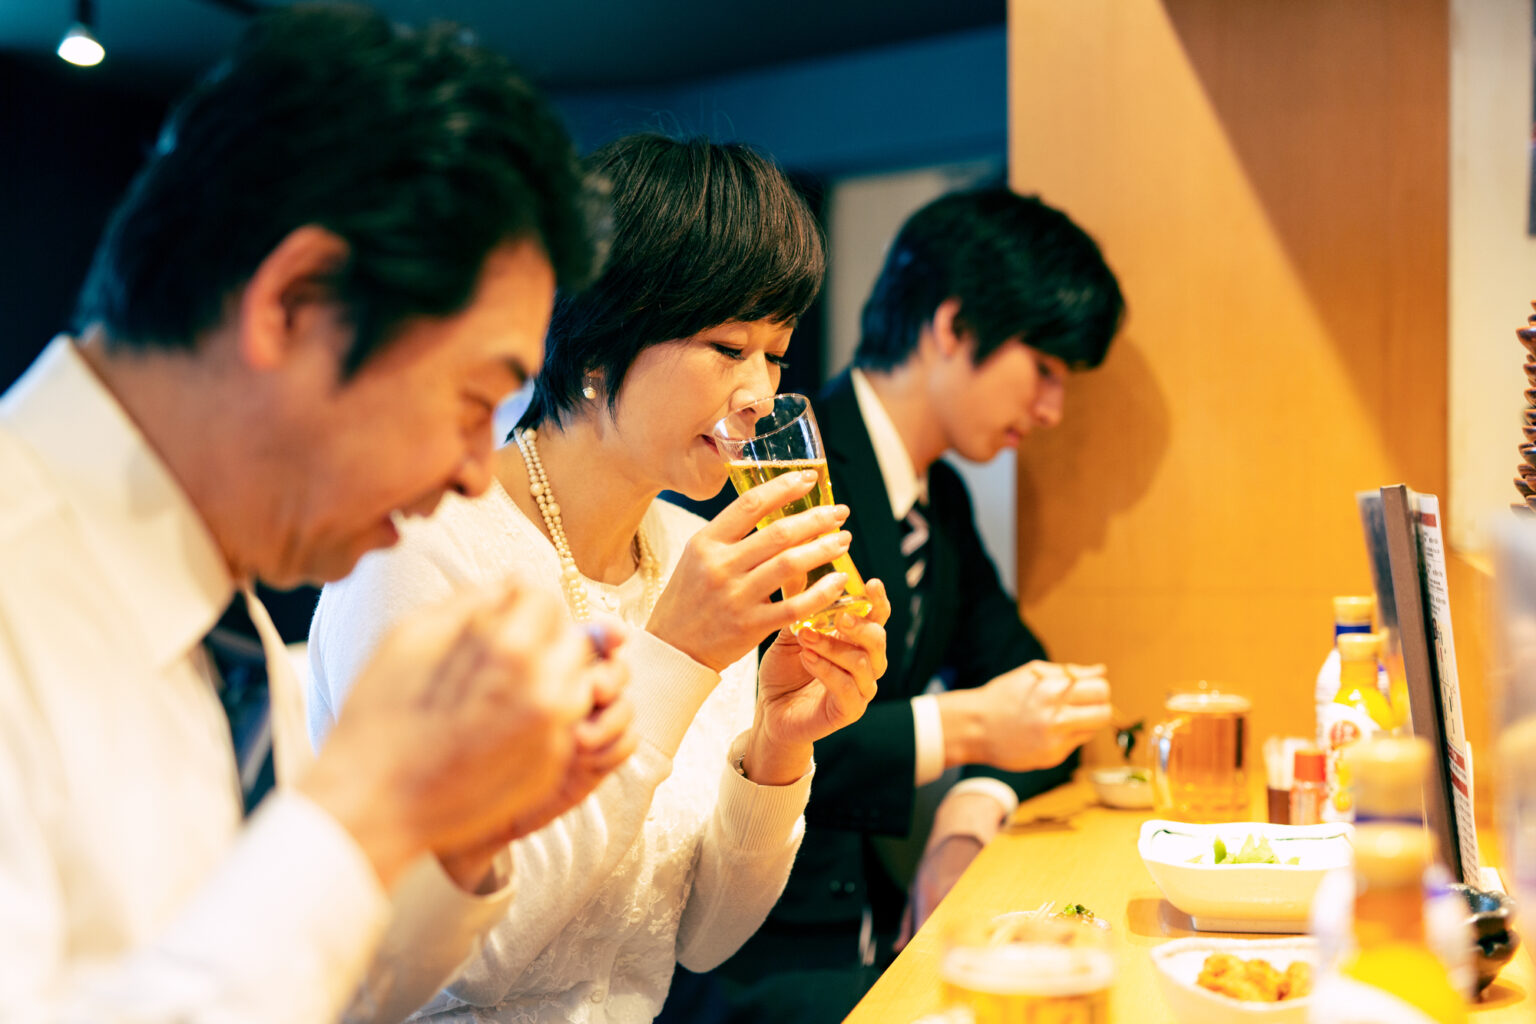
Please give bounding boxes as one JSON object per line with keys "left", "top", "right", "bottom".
{"left": 843, "top": 781, "right": 1532, "bottom": 1023}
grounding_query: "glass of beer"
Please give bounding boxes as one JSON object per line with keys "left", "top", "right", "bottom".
{"left": 1491, "top": 521, "right": 1536, "bottom": 916}
{"left": 713, "top": 393, "right": 871, "bottom": 634}
{"left": 940, "top": 915, "right": 1114, "bottom": 1024}
{"left": 1150, "top": 684, "right": 1252, "bottom": 823}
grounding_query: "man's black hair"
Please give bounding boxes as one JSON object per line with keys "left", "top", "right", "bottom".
{"left": 519, "top": 133, "right": 824, "bottom": 429}
{"left": 855, "top": 187, "right": 1123, "bottom": 372}
{"left": 74, "top": 3, "right": 601, "bottom": 374}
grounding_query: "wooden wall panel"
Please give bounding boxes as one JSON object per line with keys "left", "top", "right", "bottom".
{"left": 1007, "top": 0, "right": 1450, "bottom": 764}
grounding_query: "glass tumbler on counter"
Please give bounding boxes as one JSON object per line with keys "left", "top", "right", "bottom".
{"left": 713, "top": 393, "right": 871, "bottom": 634}
{"left": 1490, "top": 520, "right": 1536, "bottom": 913}
{"left": 1151, "top": 684, "right": 1252, "bottom": 823}
{"left": 939, "top": 914, "right": 1114, "bottom": 1024}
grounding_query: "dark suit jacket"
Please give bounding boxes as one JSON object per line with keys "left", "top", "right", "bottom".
{"left": 748, "top": 371, "right": 1076, "bottom": 937}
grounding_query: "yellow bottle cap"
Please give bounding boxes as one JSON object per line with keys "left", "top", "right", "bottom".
{"left": 1343, "top": 735, "right": 1430, "bottom": 820}
{"left": 1333, "top": 595, "right": 1376, "bottom": 627}
{"left": 1337, "top": 631, "right": 1382, "bottom": 662}
{"left": 1353, "top": 825, "right": 1434, "bottom": 885}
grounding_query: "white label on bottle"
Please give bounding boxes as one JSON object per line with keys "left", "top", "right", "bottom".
{"left": 1318, "top": 701, "right": 1384, "bottom": 822}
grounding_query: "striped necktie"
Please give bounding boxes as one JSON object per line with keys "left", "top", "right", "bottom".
{"left": 204, "top": 624, "right": 274, "bottom": 817}
{"left": 204, "top": 587, "right": 314, "bottom": 816}
{"left": 900, "top": 501, "right": 930, "bottom": 590}
{"left": 900, "top": 500, "right": 930, "bottom": 654}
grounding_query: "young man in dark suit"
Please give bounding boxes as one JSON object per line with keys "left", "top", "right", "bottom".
{"left": 678, "top": 186, "right": 1126, "bottom": 1023}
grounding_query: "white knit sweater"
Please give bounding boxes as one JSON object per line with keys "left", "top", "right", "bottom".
{"left": 307, "top": 481, "right": 811, "bottom": 1024}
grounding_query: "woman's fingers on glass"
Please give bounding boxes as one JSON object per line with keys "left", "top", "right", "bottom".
{"left": 801, "top": 629, "right": 876, "bottom": 685}
{"left": 796, "top": 650, "right": 874, "bottom": 718}
{"left": 860, "top": 577, "right": 892, "bottom": 626}
{"left": 743, "top": 531, "right": 851, "bottom": 598}
{"left": 835, "top": 617, "right": 887, "bottom": 680}
{"left": 796, "top": 530, "right": 852, "bottom": 569}
{"left": 731, "top": 504, "right": 847, "bottom": 570}
{"left": 711, "top": 469, "right": 820, "bottom": 541}
{"left": 772, "top": 572, "right": 850, "bottom": 628}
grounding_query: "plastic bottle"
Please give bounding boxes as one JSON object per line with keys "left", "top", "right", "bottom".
{"left": 1315, "top": 595, "right": 1377, "bottom": 749}
{"left": 1312, "top": 736, "right": 1470, "bottom": 1023}
{"left": 1320, "top": 632, "right": 1393, "bottom": 821}
{"left": 1289, "top": 747, "right": 1326, "bottom": 826}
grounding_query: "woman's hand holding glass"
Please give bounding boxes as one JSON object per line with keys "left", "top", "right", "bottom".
{"left": 646, "top": 469, "right": 857, "bottom": 671}
{"left": 745, "top": 578, "right": 890, "bottom": 785}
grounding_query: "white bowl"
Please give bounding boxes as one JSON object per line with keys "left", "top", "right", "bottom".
{"left": 1137, "top": 820, "right": 1352, "bottom": 932}
{"left": 1090, "top": 766, "right": 1153, "bottom": 808}
{"left": 1151, "top": 936, "right": 1317, "bottom": 1024}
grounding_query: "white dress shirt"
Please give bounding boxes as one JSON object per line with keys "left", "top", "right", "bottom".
{"left": 0, "top": 338, "right": 507, "bottom": 1024}
{"left": 847, "top": 369, "right": 1019, "bottom": 818}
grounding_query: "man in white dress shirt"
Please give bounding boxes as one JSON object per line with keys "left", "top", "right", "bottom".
{"left": 0, "top": 7, "right": 629, "bottom": 1023}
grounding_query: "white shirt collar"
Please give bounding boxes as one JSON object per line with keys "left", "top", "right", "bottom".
{"left": 1, "top": 337, "right": 234, "bottom": 669}
{"left": 849, "top": 367, "right": 927, "bottom": 519}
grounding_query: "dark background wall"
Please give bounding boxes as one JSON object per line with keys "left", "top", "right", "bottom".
{"left": 1, "top": 55, "right": 171, "bottom": 388}
{"left": 0, "top": 23, "right": 1004, "bottom": 392}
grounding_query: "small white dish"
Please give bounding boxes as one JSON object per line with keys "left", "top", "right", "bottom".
{"left": 1090, "top": 766, "right": 1153, "bottom": 808}
{"left": 1137, "top": 820, "right": 1352, "bottom": 932}
{"left": 1151, "top": 935, "right": 1316, "bottom": 1024}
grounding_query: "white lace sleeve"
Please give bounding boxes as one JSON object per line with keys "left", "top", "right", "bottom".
{"left": 433, "top": 629, "right": 720, "bottom": 1007}
{"left": 672, "top": 654, "right": 812, "bottom": 972}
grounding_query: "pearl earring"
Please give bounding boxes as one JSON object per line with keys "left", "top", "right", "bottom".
{"left": 581, "top": 376, "right": 598, "bottom": 400}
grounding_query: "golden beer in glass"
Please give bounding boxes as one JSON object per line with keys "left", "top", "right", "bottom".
{"left": 714, "top": 394, "right": 870, "bottom": 634}
{"left": 1150, "top": 686, "right": 1252, "bottom": 823}
{"left": 940, "top": 917, "right": 1114, "bottom": 1024}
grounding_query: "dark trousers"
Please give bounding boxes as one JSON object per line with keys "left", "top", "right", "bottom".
{"left": 656, "top": 921, "right": 895, "bottom": 1024}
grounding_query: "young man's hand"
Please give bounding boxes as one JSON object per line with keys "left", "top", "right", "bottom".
{"left": 937, "top": 661, "right": 1111, "bottom": 772}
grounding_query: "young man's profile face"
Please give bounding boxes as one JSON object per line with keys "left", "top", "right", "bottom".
{"left": 263, "top": 239, "right": 555, "bottom": 586}
{"left": 932, "top": 336, "right": 1069, "bottom": 463}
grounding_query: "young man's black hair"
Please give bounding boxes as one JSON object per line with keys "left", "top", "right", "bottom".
{"left": 855, "top": 187, "right": 1124, "bottom": 373}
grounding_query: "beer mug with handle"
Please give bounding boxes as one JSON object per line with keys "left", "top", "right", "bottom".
{"left": 1151, "top": 683, "right": 1252, "bottom": 823}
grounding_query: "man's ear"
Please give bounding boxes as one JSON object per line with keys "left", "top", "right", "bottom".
{"left": 928, "top": 297, "right": 969, "bottom": 360}
{"left": 235, "top": 225, "right": 351, "bottom": 371}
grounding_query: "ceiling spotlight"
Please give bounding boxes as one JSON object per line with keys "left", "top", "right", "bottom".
{"left": 57, "top": 0, "right": 104, "bottom": 67}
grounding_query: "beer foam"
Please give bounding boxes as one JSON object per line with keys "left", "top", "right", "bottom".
{"left": 941, "top": 944, "right": 1115, "bottom": 996}
{"left": 1165, "top": 691, "right": 1251, "bottom": 714}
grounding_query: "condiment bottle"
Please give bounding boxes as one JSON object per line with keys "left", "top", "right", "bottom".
{"left": 1289, "top": 747, "right": 1326, "bottom": 826}
{"left": 1316, "top": 596, "right": 1377, "bottom": 746}
{"left": 1313, "top": 736, "right": 1469, "bottom": 1023}
{"left": 1321, "top": 632, "right": 1392, "bottom": 821}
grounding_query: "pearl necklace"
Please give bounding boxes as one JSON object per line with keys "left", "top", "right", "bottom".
{"left": 513, "top": 427, "right": 661, "bottom": 623}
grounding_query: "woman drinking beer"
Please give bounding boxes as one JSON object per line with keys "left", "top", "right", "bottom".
{"left": 306, "top": 133, "right": 890, "bottom": 1024}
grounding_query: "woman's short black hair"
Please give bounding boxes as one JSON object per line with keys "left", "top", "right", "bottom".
{"left": 519, "top": 134, "right": 825, "bottom": 430}
{"left": 855, "top": 187, "right": 1124, "bottom": 372}
{"left": 74, "top": 3, "right": 601, "bottom": 375}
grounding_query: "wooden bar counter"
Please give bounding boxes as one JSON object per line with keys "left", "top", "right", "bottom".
{"left": 844, "top": 781, "right": 1533, "bottom": 1023}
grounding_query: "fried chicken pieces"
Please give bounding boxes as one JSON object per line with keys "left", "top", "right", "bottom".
{"left": 1196, "top": 952, "right": 1313, "bottom": 1002}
